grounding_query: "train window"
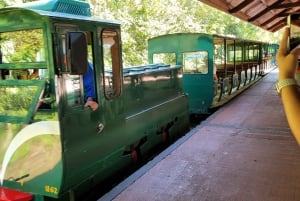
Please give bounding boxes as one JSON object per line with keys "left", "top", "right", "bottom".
{"left": 153, "top": 53, "right": 176, "bottom": 65}
{"left": 253, "top": 45, "right": 259, "bottom": 60}
{"left": 0, "top": 80, "right": 45, "bottom": 123}
{"left": 101, "top": 29, "right": 121, "bottom": 99}
{"left": 214, "top": 43, "right": 225, "bottom": 66}
{"left": 0, "top": 29, "right": 48, "bottom": 80}
{"left": 57, "top": 33, "right": 68, "bottom": 72}
{"left": 235, "top": 46, "right": 243, "bottom": 62}
{"left": 245, "top": 44, "right": 259, "bottom": 61}
{"left": 66, "top": 32, "right": 88, "bottom": 75}
{"left": 61, "top": 31, "right": 95, "bottom": 108}
{"left": 183, "top": 51, "right": 208, "bottom": 74}
{"left": 63, "top": 74, "right": 83, "bottom": 107}
{"left": 227, "top": 44, "right": 235, "bottom": 63}
{"left": 0, "top": 29, "right": 45, "bottom": 63}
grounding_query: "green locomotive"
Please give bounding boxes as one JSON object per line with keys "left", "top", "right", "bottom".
{"left": 0, "top": 0, "right": 190, "bottom": 200}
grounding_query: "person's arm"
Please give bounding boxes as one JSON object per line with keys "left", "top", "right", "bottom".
{"left": 83, "top": 62, "right": 99, "bottom": 111}
{"left": 281, "top": 86, "right": 300, "bottom": 142}
{"left": 277, "top": 27, "right": 300, "bottom": 143}
{"left": 84, "top": 97, "right": 98, "bottom": 111}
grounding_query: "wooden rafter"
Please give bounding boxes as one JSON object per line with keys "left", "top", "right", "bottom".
{"left": 198, "top": 0, "right": 300, "bottom": 32}
{"left": 229, "top": 0, "right": 254, "bottom": 13}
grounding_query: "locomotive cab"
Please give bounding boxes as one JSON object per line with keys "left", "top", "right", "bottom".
{"left": 0, "top": 0, "right": 125, "bottom": 199}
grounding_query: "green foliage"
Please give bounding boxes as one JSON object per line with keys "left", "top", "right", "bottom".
{"left": 87, "top": 0, "right": 279, "bottom": 66}
{"left": 3, "top": 0, "right": 280, "bottom": 65}
{"left": 1, "top": 29, "right": 43, "bottom": 64}
{"left": 0, "top": 86, "right": 35, "bottom": 116}
{"left": 0, "top": 0, "right": 35, "bottom": 8}
{"left": 0, "top": 0, "right": 7, "bottom": 8}
{"left": 2, "top": 30, "right": 43, "bottom": 62}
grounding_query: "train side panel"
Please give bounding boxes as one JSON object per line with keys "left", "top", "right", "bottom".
{"left": 123, "top": 64, "right": 190, "bottom": 149}
{"left": 148, "top": 33, "right": 215, "bottom": 114}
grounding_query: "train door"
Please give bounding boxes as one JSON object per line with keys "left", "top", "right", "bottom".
{"left": 53, "top": 24, "right": 125, "bottom": 189}
{"left": 181, "top": 34, "right": 214, "bottom": 114}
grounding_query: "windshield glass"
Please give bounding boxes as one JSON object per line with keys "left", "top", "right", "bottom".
{"left": 0, "top": 85, "right": 38, "bottom": 116}
{"left": 0, "top": 80, "right": 45, "bottom": 123}
{"left": 0, "top": 29, "right": 45, "bottom": 63}
{"left": 0, "top": 28, "right": 47, "bottom": 80}
{"left": 0, "top": 28, "right": 48, "bottom": 122}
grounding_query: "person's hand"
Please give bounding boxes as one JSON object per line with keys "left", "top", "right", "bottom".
{"left": 276, "top": 27, "right": 300, "bottom": 81}
{"left": 84, "top": 97, "right": 99, "bottom": 111}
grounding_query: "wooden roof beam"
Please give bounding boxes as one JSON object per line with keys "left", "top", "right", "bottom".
{"left": 229, "top": 0, "right": 254, "bottom": 13}
{"left": 267, "top": 19, "right": 286, "bottom": 32}
{"left": 260, "top": 9, "right": 289, "bottom": 27}
{"left": 273, "top": 2, "right": 300, "bottom": 9}
{"left": 248, "top": 1, "right": 283, "bottom": 22}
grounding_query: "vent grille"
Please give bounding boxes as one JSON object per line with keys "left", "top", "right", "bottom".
{"left": 54, "top": 1, "right": 91, "bottom": 16}
{"left": 18, "top": 0, "right": 92, "bottom": 17}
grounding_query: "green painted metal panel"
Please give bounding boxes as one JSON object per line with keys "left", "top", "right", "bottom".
{"left": 0, "top": 80, "right": 62, "bottom": 198}
{"left": 148, "top": 33, "right": 215, "bottom": 114}
{"left": 123, "top": 64, "right": 184, "bottom": 115}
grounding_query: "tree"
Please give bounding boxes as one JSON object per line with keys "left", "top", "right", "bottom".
{"left": 0, "top": 0, "right": 7, "bottom": 8}
{"left": 2, "top": 0, "right": 280, "bottom": 65}
{"left": 88, "top": 0, "right": 279, "bottom": 65}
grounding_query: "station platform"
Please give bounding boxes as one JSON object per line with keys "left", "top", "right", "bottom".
{"left": 99, "top": 69, "right": 300, "bottom": 201}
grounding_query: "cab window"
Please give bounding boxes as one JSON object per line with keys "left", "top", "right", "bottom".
{"left": 101, "top": 29, "right": 122, "bottom": 99}
{"left": 152, "top": 53, "right": 176, "bottom": 65}
{"left": 183, "top": 51, "right": 208, "bottom": 74}
{"left": 56, "top": 30, "right": 95, "bottom": 108}
{"left": 0, "top": 29, "right": 47, "bottom": 80}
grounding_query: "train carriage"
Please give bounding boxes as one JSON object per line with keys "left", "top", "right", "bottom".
{"left": 0, "top": 0, "right": 190, "bottom": 200}
{"left": 148, "top": 33, "right": 278, "bottom": 114}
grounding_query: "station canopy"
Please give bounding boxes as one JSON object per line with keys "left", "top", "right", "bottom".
{"left": 198, "top": 0, "right": 300, "bottom": 32}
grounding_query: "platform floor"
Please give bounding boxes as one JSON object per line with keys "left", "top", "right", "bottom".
{"left": 100, "top": 69, "right": 300, "bottom": 201}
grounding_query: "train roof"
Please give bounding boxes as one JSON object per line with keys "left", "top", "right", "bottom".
{"left": 212, "top": 34, "right": 270, "bottom": 44}
{"left": 148, "top": 32, "right": 272, "bottom": 44}
{"left": 2, "top": 0, "right": 120, "bottom": 26}
{"left": 198, "top": 0, "right": 300, "bottom": 32}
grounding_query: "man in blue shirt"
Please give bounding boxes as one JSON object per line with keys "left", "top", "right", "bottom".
{"left": 83, "top": 62, "right": 98, "bottom": 111}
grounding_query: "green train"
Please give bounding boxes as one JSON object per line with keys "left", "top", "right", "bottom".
{"left": 0, "top": 0, "right": 190, "bottom": 200}
{"left": 0, "top": 0, "right": 277, "bottom": 201}
{"left": 148, "top": 33, "right": 278, "bottom": 114}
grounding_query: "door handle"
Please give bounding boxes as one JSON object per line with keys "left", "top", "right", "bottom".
{"left": 97, "top": 123, "right": 104, "bottom": 133}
